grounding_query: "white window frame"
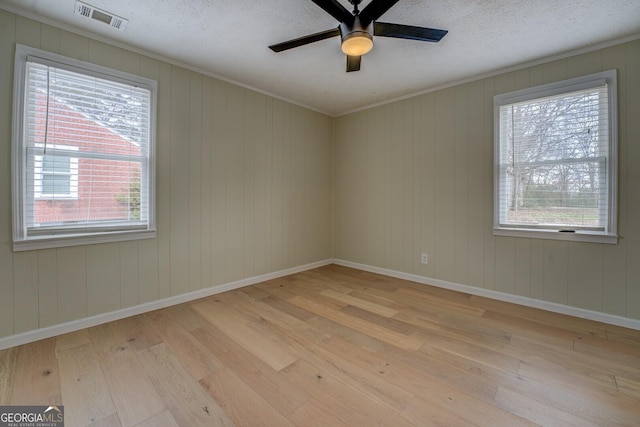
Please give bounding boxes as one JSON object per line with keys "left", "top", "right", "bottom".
{"left": 493, "top": 70, "right": 618, "bottom": 244}
{"left": 12, "top": 44, "right": 157, "bottom": 251}
{"left": 34, "top": 144, "right": 79, "bottom": 200}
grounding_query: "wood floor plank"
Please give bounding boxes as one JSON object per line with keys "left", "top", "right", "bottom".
{"left": 400, "top": 399, "right": 476, "bottom": 427}
{"left": 145, "top": 309, "right": 223, "bottom": 380}
{"left": 0, "top": 346, "right": 17, "bottom": 403}
{"left": 493, "top": 386, "right": 600, "bottom": 427}
{"left": 100, "top": 352, "right": 166, "bottom": 427}
{"left": 200, "top": 368, "right": 295, "bottom": 427}
{"left": 289, "top": 295, "right": 424, "bottom": 351}
{"left": 88, "top": 413, "right": 123, "bottom": 427}
{"left": 616, "top": 375, "right": 640, "bottom": 400}
{"left": 395, "top": 305, "right": 512, "bottom": 344}
{"left": 503, "top": 369, "right": 640, "bottom": 426}
{"left": 191, "top": 323, "right": 309, "bottom": 416}
{"left": 55, "top": 329, "right": 91, "bottom": 353}
{"left": 286, "top": 398, "right": 355, "bottom": 427}
{"left": 518, "top": 358, "right": 619, "bottom": 393}
{"left": 192, "top": 299, "right": 298, "bottom": 371}
{"left": 116, "top": 314, "right": 163, "bottom": 351}
{"left": 606, "top": 328, "right": 640, "bottom": 346}
{"left": 294, "top": 340, "right": 415, "bottom": 413}
{"left": 133, "top": 410, "right": 180, "bottom": 427}
{"left": 395, "top": 286, "right": 486, "bottom": 317}
{"left": 341, "top": 304, "right": 417, "bottom": 335}
{"left": 9, "top": 338, "right": 60, "bottom": 405}
{"left": 259, "top": 294, "right": 317, "bottom": 321}
{"left": 282, "top": 358, "right": 417, "bottom": 427}
{"left": 319, "top": 335, "right": 532, "bottom": 427}
{"left": 320, "top": 288, "right": 399, "bottom": 317}
{"left": 137, "top": 343, "right": 234, "bottom": 427}
{"left": 211, "top": 290, "right": 308, "bottom": 333}
{"left": 57, "top": 344, "right": 116, "bottom": 426}
{"left": 409, "top": 327, "right": 521, "bottom": 373}
{"left": 510, "top": 334, "right": 640, "bottom": 382}
{"left": 87, "top": 322, "right": 129, "bottom": 359}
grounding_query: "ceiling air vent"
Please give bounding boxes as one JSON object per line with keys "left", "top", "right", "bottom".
{"left": 74, "top": 1, "right": 128, "bottom": 31}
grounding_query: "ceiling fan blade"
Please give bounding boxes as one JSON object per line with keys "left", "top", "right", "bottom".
{"left": 269, "top": 28, "right": 340, "bottom": 52}
{"left": 374, "top": 22, "right": 448, "bottom": 42}
{"left": 359, "top": 0, "right": 400, "bottom": 26}
{"left": 346, "top": 55, "right": 361, "bottom": 72}
{"left": 311, "top": 0, "right": 354, "bottom": 24}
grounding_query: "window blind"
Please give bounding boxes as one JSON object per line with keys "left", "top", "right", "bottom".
{"left": 22, "top": 59, "right": 151, "bottom": 237}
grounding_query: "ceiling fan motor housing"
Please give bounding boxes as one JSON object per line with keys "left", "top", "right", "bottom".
{"left": 340, "top": 16, "right": 373, "bottom": 56}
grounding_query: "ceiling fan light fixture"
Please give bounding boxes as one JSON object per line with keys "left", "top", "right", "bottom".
{"left": 341, "top": 32, "right": 373, "bottom": 56}
{"left": 339, "top": 16, "right": 373, "bottom": 56}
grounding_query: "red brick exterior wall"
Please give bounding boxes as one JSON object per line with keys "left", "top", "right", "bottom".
{"left": 33, "top": 95, "right": 141, "bottom": 224}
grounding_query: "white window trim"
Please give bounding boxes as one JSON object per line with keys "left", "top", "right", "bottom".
{"left": 12, "top": 44, "right": 157, "bottom": 251}
{"left": 34, "top": 144, "right": 79, "bottom": 200}
{"left": 493, "top": 70, "right": 618, "bottom": 244}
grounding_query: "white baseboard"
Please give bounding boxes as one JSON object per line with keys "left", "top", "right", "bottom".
{"left": 333, "top": 259, "right": 640, "bottom": 331}
{"left": 0, "top": 259, "right": 333, "bottom": 351}
{"left": 4, "top": 257, "right": 637, "bottom": 351}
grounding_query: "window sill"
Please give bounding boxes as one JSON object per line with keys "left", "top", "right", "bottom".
{"left": 493, "top": 227, "right": 618, "bottom": 244}
{"left": 13, "top": 229, "right": 156, "bottom": 252}
{"left": 35, "top": 196, "right": 79, "bottom": 201}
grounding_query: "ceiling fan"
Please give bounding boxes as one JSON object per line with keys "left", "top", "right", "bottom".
{"left": 268, "top": 0, "right": 448, "bottom": 72}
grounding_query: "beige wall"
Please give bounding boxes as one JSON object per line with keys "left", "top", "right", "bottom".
{"left": 0, "top": 10, "right": 334, "bottom": 339}
{"left": 335, "top": 40, "right": 640, "bottom": 321}
{"left": 1, "top": 8, "right": 638, "bottom": 343}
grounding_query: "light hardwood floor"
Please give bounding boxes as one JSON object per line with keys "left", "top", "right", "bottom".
{"left": 1, "top": 264, "right": 639, "bottom": 426}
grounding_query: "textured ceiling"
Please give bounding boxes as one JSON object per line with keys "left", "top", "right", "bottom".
{"left": 1, "top": 0, "right": 639, "bottom": 115}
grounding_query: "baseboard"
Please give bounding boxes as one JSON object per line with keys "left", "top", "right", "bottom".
{"left": 0, "top": 259, "right": 333, "bottom": 351}
{"left": 333, "top": 259, "right": 640, "bottom": 331}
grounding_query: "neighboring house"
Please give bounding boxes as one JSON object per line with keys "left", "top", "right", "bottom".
{"left": 32, "top": 91, "right": 141, "bottom": 225}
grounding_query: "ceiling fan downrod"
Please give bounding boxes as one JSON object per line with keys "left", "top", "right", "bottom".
{"left": 349, "top": 0, "right": 362, "bottom": 15}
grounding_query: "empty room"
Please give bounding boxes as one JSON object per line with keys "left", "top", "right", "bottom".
{"left": 0, "top": 0, "right": 639, "bottom": 426}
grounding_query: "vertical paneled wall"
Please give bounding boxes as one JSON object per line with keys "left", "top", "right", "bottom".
{"left": 335, "top": 40, "right": 640, "bottom": 321}
{"left": 0, "top": 10, "right": 333, "bottom": 339}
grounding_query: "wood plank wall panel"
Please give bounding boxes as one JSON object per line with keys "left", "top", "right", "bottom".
{"left": 0, "top": 7, "right": 16, "bottom": 339}
{"left": 625, "top": 40, "right": 640, "bottom": 319}
{"left": 601, "top": 44, "right": 628, "bottom": 317}
{"left": 335, "top": 39, "right": 640, "bottom": 321}
{"left": 0, "top": 10, "right": 333, "bottom": 341}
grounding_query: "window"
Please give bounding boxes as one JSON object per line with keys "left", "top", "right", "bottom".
{"left": 34, "top": 144, "right": 79, "bottom": 200}
{"left": 493, "top": 70, "right": 617, "bottom": 244}
{"left": 12, "top": 45, "right": 157, "bottom": 251}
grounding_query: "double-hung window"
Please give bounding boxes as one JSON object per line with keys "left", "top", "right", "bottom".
{"left": 12, "top": 45, "right": 157, "bottom": 251}
{"left": 493, "top": 70, "right": 617, "bottom": 244}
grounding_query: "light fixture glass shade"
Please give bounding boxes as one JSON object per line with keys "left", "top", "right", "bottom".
{"left": 341, "top": 32, "right": 373, "bottom": 56}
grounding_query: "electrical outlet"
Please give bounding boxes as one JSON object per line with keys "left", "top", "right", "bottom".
{"left": 421, "top": 253, "right": 428, "bottom": 264}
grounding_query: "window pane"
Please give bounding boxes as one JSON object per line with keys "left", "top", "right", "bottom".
{"left": 42, "top": 155, "right": 70, "bottom": 174}
{"left": 505, "top": 161, "right": 603, "bottom": 228}
{"left": 42, "top": 174, "right": 70, "bottom": 195}
{"left": 34, "top": 158, "right": 143, "bottom": 225}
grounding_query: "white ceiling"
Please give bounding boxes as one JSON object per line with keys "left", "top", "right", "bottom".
{"left": 2, "top": 0, "right": 639, "bottom": 116}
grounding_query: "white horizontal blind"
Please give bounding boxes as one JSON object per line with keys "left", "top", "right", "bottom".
{"left": 22, "top": 59, "right": 151, "bottom": 238}
{"left": 497, "top": 83, "right": 609, "bottom": 232}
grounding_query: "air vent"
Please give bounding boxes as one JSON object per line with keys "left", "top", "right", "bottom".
{"left": 74, "top": 1, "right": 128, "bottom": 31}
